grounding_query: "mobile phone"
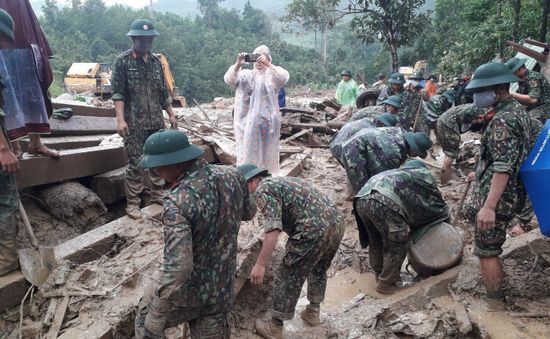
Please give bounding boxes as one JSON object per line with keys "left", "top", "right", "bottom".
{"left": 245, "top": 53, "right": 260, "bottom": 63}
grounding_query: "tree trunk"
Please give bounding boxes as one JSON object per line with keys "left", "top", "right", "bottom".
{"left": 389, "top": 39, "right": 399, "bottom": 72}
{"left": 512, "top": 0, "right": 521, "bottom": 41}
{"left": 540, "top": 0, "right": 550, "bottom": 42}
{"left": 322, "top": 22, "right": 329, "bottom": 66}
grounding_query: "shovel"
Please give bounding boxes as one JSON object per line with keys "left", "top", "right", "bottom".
{"left": 17, "top": 201, "right": 56, "bottom": 286}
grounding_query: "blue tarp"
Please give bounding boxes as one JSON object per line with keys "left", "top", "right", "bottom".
{"left": 520, "top": 120, "right": 550, "bottom": 237}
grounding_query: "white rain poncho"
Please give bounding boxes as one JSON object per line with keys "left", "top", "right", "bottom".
{"left": 224, "top": 45, "right": 289, "bottom": 173}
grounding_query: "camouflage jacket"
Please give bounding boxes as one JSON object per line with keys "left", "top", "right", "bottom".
{"left": 255, "top": 176, "right": 342, "bottom": 237}
{"left": 159, "top": 159, "right": 257, "bottom": 307}
{"left": 355, "top": 166, "right": 449, "bottom": 229}
{"left": 340, "top": 127, "right": 408, "bottom": 178}
{"left": 111, "top": 50, "right": 171, "bottom": 131}
{"left": 400, "top": 90, "right": 422, "bottom": 130}
{"left": 376, "top": 86, "right": 402, "bottom": 105}
{"left": 438, "top": 103, "right": 484, "bottom": 134}
{"left": 473, "top": 97, "right": 531, "bottom": 219}
{"left": 330, "top": 118, "right": 376, "bottom": 161}
{"left": 349, "top": 106, "right": 383, "bottom": 122}
{"left": 518, "top": 69, "right": 550, "bottom": 111}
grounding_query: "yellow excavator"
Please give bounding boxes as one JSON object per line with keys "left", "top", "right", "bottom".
{"left": 63, "top": 54, "right": 187, "bottom": 107}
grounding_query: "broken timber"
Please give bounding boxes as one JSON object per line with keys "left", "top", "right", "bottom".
{"left": 16, "top": 145, "right": 128, "bottom": 189}
{"left": 49, "top": 116, "right": 117, "bottom": 136}
{"left": 285, "top": 121, "right": 345, "bottom": 134}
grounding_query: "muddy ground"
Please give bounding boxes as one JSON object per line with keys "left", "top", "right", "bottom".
{"left": 2, "top": 91, "right": 550, "bottom": 338}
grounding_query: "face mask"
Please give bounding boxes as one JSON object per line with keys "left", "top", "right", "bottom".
{"left": 473, "top": 90, "right": 496, "bottom": 108}
{"left": 133, "top": 39, "right": 153, "bottom": 55}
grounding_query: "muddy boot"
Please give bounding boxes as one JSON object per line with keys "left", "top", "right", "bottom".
{"left": 300, "top": 304, "right": 320, "bottom": 326}
{"left": 255, "top": 318, "right": 283, "bottom": 339}
{"left": 376, "top": 281, "right": 399, "bottom": 295}
{"left": 125, "top": 204, "right": 142, "bottom": 220}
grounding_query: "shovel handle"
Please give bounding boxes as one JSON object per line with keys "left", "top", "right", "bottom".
{"left": 19, "top": 200, "right": 39, "bottom": 249}
{"left": 458, "top": 181, "right": 472, "bottom": 216}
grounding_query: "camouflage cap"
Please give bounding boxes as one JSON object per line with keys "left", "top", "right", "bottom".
{"left": 404, "top": 132, "right": 432, "bottom": 158}
{"left": 505, "top": 57, "right": 527, "bottom": 73}
{"left": 141, "top": 129, "right": 204, "bottom": 168}
{"left": 389, "top": 72, "right": 406, "bottom": 85}
{"left": 466, "top": 62, "right": 520, "bottom": 90}
{"left": 236, "top": 163, "right": 269, "bottom": 181}
{"left": 403, "top": 159, "right": 427, "bottom": 169}
{"left": 375, "top": 113, "right": 398, "bottom": 127}
{"left": 382, "top": 95, "right": 402, "bottom": 108}
{"left": 127, "top": 18, "right": 159, "bottom": 37}
{"left": 0, "top": 9, "right": 14, "bottom": 42}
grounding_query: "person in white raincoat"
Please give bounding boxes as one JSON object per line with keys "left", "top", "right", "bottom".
{"left": 224, "top": 45, "right": 289, "bottom": 173}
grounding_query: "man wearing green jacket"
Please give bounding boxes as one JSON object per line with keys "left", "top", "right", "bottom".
{"left": 336, "top": 70, "right": 360, "bottom": 106}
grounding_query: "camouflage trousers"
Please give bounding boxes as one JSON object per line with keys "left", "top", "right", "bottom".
{"left": 529, "top": 103, "right": 550, "bottom": 124}
{"left": 272, "top": 221, "right": 344, "bottom": 321}
{"left": 516, "top": 197, "right": 534, "bottom": 227}
{"left": 135, "top": 286, "right": 230, "bottom": 339}
{"left": 355, "top": 193, "right": 409, "bottom": 284}
{"left": 414, "top": 113, "right": 432, "bottom": 136}
{"left": 124, "top": 129, "right": 165, "bottom": 207}
{"left": 0, "top": 168, "right": 19, "bottom": 276}
{"left": 435, "top": 121, "right": 461, "bottom": 159}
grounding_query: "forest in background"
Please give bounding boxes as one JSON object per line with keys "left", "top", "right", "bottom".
{"left": 38, "top": 0, "right": 550, "bottom": 103}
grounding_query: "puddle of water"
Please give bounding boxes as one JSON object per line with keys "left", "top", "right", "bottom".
{"left": 323, "top": 269, "right": 380, "bottom": 311}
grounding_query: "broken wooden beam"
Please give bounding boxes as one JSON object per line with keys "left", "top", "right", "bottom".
{"left": 285, "top": 121, "right": 345, "bottom": 134}
{"left": 506, "top": 41, "right": 547, "bottom": 62}
{"left": 16, "top": 145, "right": 128, "bottom": 189}
{"left": 52, "top": 101, "right": 116, "bottom": 118}
{"left": 281, "top": 129, "right": 312, "bottom": 145}
{"left": 49, "top": 116, "right": 117, "bottom": 136}
{"left": 280, "top": 107, "right": 316, "bottom": 115}
{"left": 44, "top": 296, "right": 69, "bottom": 339}
{"left": 523, "top": 39, "right": 550, "bottom": 51}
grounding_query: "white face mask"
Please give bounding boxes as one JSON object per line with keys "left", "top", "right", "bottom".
{"left": 473, "top": 90, "right": 496, "bottom": 108}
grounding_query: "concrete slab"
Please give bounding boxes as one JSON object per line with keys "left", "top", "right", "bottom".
{"left": 52, "top": 101, "right": 116, "bottom": 118}
{"left": 19, "top": 135, "right": 110, "bottom": 151}
{"left": 49, "top": 116, "right": 117, "bottom": 136}
{"left": 91, "top": 167, "right": 127, "bottom": 204}
{"left": 16, "top": 145, "right": 128, "bottom": 189}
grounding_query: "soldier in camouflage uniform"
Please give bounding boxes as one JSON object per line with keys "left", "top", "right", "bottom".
{"left": 377, "top": 72, "right": 405, "bottom": 104}
{"left": 349, "top": 94, "right": 401, "bottom": 122}
{"left": 464, "top": 62, "right": 532, "bottom": 310}
{"left": 354, "top": 160, "right": 449, "bottom": 294}
{"left": 112, "top": 19, "right": 178, "bottom": 219}
{"left": 0, "top": 10, "right": 20, "bottom": 277}
{"left": 338, "top": 128, "right": 432, "bottom": 194}
{"left": 237, "top": 164, "right": 344, "bottom": 339}
{"left": 330, "top": 112, "right": 398, "bottom": 163}
{"left": 506, "top": 58, "right": 550, "bottom": 123}
{"left": 415, "top": 88, "right": 455, "bottom": 135}
{"left": 435, "top": 103, "right": 485, "bottom": 183}
{"left": 135, "top": 130, "right": 257, "bottom": 339}
{"left": 377, "top": 72, "right": 418, "bottom": 130}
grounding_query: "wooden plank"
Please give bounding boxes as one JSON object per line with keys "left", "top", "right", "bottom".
{"left": 506, "top": 41, "right": 547, "bottom": 62}
{"left": 524, "top": 39, "right": 550, "bottom": 51}
{"left": 52, "top": 101, "right": 116, "bottom": 118}
{"left": 281, "top": 129, "right": 311, "bottom": 145}
{"left": 15, "top": 145, "right": 128, "bottom": 189}
{"left": 49, "top": 116, "right": 117, "bottom": 136}
{"left": 45, "top": 296, "right": 69, "bottom": 339}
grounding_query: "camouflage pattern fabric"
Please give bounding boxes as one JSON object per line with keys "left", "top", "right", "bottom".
{"left": 417, "top": 94, "right": 454, "bottom": 134}
{"left": 124, "top": 129, "right": 165, "bottom": 206}
{"left": 0, "top": 115, "right": 19, "bottom": 275}
{"left": 330, "top": 118, "right": 376, "bottom": 163}
{"left": 111, "top": 50, "right": 171, "bottom": 131}
{"left": 348, "top": 105, "right": 383, "bottom": 122}
{"left": 400, "top": 90, "right": 422, "bottom": 131}
{"left": 376, "top": 85, "right": 401, "bottom": 105}
{"left": 255, "top": 177, "right": 344, "bottom": 320}
{"left": 436, "top": 104, "right": 485, "bottom": 158}
{"left": 468, "top": 97, "right": 531, "bottom": 258}
{"left": 518, "top": 69, "right": 550, "bottom": 122}
{"left": 339, "top": 127, "right": 408, "bottom": 194}
{"left": 136, "top": 285, "right": 230, "bottom": 339}
{"left": 354, "top": 194, "right": 409, "bottom": 284}
{"left": 137, "top": 160, "right": 256, "bottom": 337}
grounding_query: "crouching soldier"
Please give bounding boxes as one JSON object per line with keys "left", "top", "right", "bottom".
{"left": 349, "top": 95, "right": 401, "bottom": 122}
{"left": 354, "top": 160, "right": 450, "bottom": 294}
{"left": 339, "top": 128, "right": 432, "bottom": 194}
{"left": 237, "top": 164, "right": 344, "bottom": 339}
{"left": 435, "top": 103, "right": 485, "bottom": 184}
{"left": 135, "top": 130, "right": 257, "bottom": 339}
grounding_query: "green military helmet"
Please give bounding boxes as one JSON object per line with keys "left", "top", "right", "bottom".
{"left": 0, "top": 9, "right": 15, "bottom": 42}
{"left": 141, "top": 129, "right": 204, "bottom": 169}
{"left": 404, "top": 132, "right": 432, "bottom": 158}
{"left": 127, "top": 18, "right": 159, "bottom": 37}
{"left": 409, "top": 70, "right": 425, "bottom": 80}
{"left": 382, "top": 95, "right": 402, "bottom": 109}
{"left": 389, "top": 72, "right": 406, "bottom": 85}
{"left": 237, "top": 163, "right": 269, "bottom": 181}
{"left": 341, "top": 70, "right": 352, "bottom": 77}
{"left": 443, "top": 88, "right": 455, "bottom": 102}
{"left": 505, "top": 57, "right": 527, "bottom": 73}
{"left": 375, "top": 113, "right": 398, "bottom": 127}
{"left": 403, "top": 159, "right": 427, "bottom": 169}
{"left": 466, "top": 62, "right": 520, "bottom": 90}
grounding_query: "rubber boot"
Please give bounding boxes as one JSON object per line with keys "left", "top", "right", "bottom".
{"left": 255, "top": 318, "right": 283, "bottom": 339}
{"left": 376, "top": 281, "right": 399, "bottom": 295}
{"left": 300, "top": 305, "right": 321, "bottom": 326}
{"left": 125, "top": 204, "right": 142, "bottom": 220}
